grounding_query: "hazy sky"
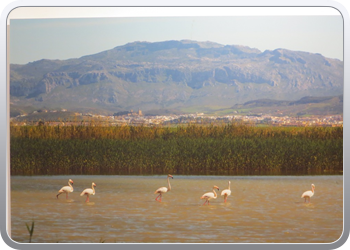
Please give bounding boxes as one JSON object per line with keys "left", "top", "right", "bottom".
{"left": 9, "top": 15, "right": 343, "bottom": 64}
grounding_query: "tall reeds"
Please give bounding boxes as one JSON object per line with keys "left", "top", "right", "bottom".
{"left": 10, "top": 124, "right": 343, "bottom": 175}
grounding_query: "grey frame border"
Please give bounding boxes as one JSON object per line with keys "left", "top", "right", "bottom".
{"left": 1, "top": 0, "right": 349, "bottom": 249}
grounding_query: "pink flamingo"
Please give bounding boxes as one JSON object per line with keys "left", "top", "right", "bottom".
{"left": 201, "top": 185, "right": 219, "bottom": 205}
{"left": 56, "top": 179, "right": 74, "bottom": 199}
{"left": 154, "top": 174, "right": 173, "bottom": 202}
{"left": 301, "top": 184, "right": 315, "bottom": 203}
{"left": 221, "top": 181, "right": 231, "bottom": 203}
{"left": 80, "top": 182, "right": 96, "bottom": 202}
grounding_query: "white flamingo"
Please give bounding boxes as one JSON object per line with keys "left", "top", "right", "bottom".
{"left": 201, "top": 185, "right": 220, "bottom": 205}
{"left": 154, "top": 174, "right": 173, "bottom": 202}
{"left": 80, "top": 182, "right": 97, "bottom": 202}
{"left": 56, "top": 179, "right": 74, "bottom": 199}
{"left": 301, "top": 184, "right": 315, "bottom": 203}
{"left": 221, "top": 181, "right": 231, "bottom": 203}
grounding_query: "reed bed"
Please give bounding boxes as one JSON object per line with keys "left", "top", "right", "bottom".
{"left": 10, "top": 124, "right": 343, "bottom": 175}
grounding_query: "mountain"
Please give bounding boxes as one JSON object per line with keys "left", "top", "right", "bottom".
{"left": 10, "top": 40, "right": 343, "bottom": 116}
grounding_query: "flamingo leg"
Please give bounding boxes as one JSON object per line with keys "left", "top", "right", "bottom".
{"left": 202, "top": 200, "right": 208, "bottom": 206}
{"left": 155, "top": 193, "right": 161, "bottom": 202}
{"left": 57, "top": 191, "right": 67, "bottom": 199}
{"left": 85, "top": 195, "right": 89, "bottom": 203}
{"left": 304, "top": 197, "right": 312, "bottom": 203}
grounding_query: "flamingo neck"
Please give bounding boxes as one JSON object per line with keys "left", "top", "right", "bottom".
{"left": 167, "top": 177, "right": 171, "bottom": 191}
{"left": 91, "top": 184, "right": 95, "bottom": 194}
{"left": 212, "top": 188, "right": 217, "bottom": 198}
{"left": 68, "top": 181, "right": 73, "bottom": 191}
{"left": 312, "top": 186, "right": 315, "bottom": 193}
{"left": 228, "top": 182, "right": 231, "bottom": 190}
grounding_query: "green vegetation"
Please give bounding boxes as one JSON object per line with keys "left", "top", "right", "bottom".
{"left": 25, "top": 221, "right": 35, "bottom": 243}
{"left": 10, "top": 124, "right": 343, "bottom": 175}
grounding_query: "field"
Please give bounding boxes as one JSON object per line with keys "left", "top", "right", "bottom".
{"left": 10, "top": 124, "right": 343, "bottom": 175}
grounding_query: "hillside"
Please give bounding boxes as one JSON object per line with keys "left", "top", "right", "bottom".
{"left": 227, "top": 95, "right": 343, "bottom": 116}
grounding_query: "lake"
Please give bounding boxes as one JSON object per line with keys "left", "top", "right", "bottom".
{"left": 10, "top": 175, "right": 343, "bottom": 243}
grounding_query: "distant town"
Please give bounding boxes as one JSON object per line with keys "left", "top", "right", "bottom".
{"left": 10, "top": 108, "right": 343, "bottom": 127}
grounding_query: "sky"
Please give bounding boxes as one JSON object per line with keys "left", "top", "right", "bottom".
{"left": 7, "top": 7, "right": 344, "bottom": 64}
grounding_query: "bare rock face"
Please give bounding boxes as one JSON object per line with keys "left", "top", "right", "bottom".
{"left": 78, "top": 72, "right": 109, "bottom": 85}
{"left": 37, "top": 72, "right": 72, "bottom": 93}
{"left": 10, "top": 40, "right": 343, "bottom": 111}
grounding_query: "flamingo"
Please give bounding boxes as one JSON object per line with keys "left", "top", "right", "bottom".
{"left": 154, "top": 174, "right": 173, "bottom": 202}
{"left": 56, "top": 179, "right": 74, "bottom": 199}
{"left": 221, "top": 181, "right": 231, "bottom": 203}
{"left": 201, "top": 185, "right": 219, "bottom": 205}
{"left": 301, "top": 184, "right": 315, "bottom": 203}
{"left": 80, "top": 182, "right": 97, "bottom": 203}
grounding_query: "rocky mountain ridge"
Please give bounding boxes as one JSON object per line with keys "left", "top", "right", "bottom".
{"left": 10, "top": 40, "right": 343, "bottom": 115}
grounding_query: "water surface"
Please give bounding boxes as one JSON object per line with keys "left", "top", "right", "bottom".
{"left": 10, "top": 175, "right": 343, "bottom": 243}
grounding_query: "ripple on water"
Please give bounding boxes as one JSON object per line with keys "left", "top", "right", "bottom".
{"left": 10, "top": 175, "right": 343, "bottom": 243}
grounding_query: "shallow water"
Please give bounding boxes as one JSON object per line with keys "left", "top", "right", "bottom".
{"left": 10, "top": 175, "right": 343, "bottom": 243}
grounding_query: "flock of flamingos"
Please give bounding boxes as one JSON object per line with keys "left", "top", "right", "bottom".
{"left": 56, "top": 174, "right": 316, "bottom": 204}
